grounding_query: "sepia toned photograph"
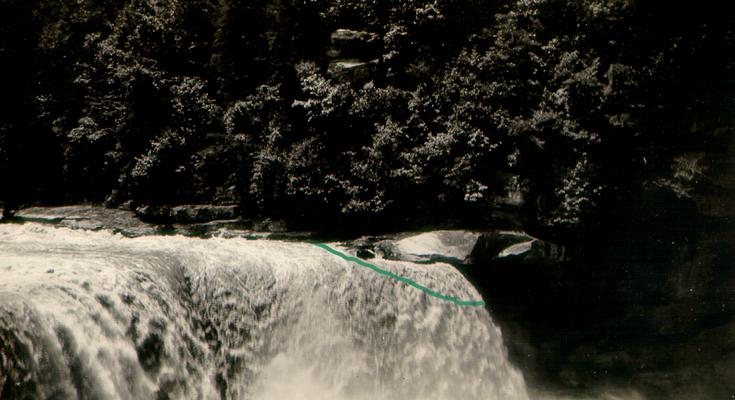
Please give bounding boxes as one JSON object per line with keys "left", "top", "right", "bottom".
{"left": 0, "top": 0, "right": 733, "bottom": 399}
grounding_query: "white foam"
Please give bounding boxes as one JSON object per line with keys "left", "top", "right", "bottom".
{"left": 0, "top": 223, "right": 528, "bottom": 400}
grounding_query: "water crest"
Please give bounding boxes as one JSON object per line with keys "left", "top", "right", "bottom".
{"left": 0, "top": 224, "right": 528, "bottom": 400}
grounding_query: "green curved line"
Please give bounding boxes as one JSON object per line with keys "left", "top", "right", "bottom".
{"left": 313, "top": 243, "right": 485, "bottom": 307}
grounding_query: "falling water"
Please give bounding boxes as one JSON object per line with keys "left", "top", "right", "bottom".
{"left": 0, "top": 223, "right": 528, "bottom": 400}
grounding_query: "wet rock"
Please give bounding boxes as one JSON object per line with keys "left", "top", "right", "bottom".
{"left": 341, "top": 230, "right": 561, "bottom": 266}
{"left": 470, "top": 231, "right": 567, "bottom": 263}
{"left": 356, "top": 248, "right": 375, "bottom": 259}
{"left": 343, "top": 231, "right": 481, "bottom": 264}
{"left": 0, "top": 208, "right": 15, "bottom": 220}
{"left": 16, "top": 205, "right": 157, "bottom": 237}
{"left": 174, "top": 219, "right": 251, "bottom": 237}
{"left": 388, "top": 230, "right": 481, "bottom": 263}
{"left": 135, "top": 204, "right": 239, "bottom": 226}
{"left": 342, "top": 235, "right": 387, "bottom": 258}
{"left": 170, "top": 205, "right": 238, "bottom": 223}
{"left": 469, "top": 231, "right": 533, "bottom": 261}
{"left": 135, "top": 205, "right": 172, "bottom": 224}
{"left": 119, "top": 200, "right": 135, "bottom": 211}
{"left": 266, "top": 231, "right": 319, "bottom": 241}
{"left": 252, "top": 218, "right": 288, "bottom": 233}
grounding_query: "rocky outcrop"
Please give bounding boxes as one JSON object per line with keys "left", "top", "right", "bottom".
{"left": 9, "top": 205, "right": 317, "bottom": 240}
{"left": 339, "top": 224, "right": 734, "bottom": 399}
{"left": 372, "top": 230, "right": 480, "bottom": 263}
{"left": 171, "top": 204, "right": 238, "bottom": 223}
{"left": 342, "top": 229, "right": 563, "bottom": 266}
{"left": 327, "top": 59, "right": 379, "bottom": 83}
{"left": 468, "top": 211, "right": 735, "bottom": 399}
{"left": 328, "top": 29, "right": 380, "bottom": 59}
{"left": 136, "top": 204, "right": 239, "bottom": 224}
{"left": 13, "top": 205, "right": 157, "bottom": 236}
{"left": 251, "top": 218, "right": 288, "bottom": 233}
{"left": 327, "top": 28, "right": 381, "bottom": 83}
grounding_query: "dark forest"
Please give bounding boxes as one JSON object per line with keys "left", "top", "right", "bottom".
{"left": 1, "top": 0, "right": 732, "bottom": 239}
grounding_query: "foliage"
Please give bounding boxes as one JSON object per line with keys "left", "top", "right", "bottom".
{"left": 0, "top": 0, "right": 732, "bottom": 236}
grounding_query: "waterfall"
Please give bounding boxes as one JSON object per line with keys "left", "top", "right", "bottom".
{"left": 0, "top": 223, "right": 528, "bottom": 400}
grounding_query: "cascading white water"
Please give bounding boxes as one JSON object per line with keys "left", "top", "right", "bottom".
{"left": 0, "top": 223, "right": 529, "bottom": 400}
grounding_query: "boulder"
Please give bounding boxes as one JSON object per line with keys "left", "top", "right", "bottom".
{"left": 328, "top": 59, "right": 379, "bottom": 83}
{"left": 327, "top": 28, "right": 381, "bottom": 83}
{"left": 389, "top": 230, "right": 480, "bottom": 262}
{"left": 1, "top": 208, "right": 15, "bottom": 220}
{"left": 331, "top": 29, "right": 380, "bottom": 45}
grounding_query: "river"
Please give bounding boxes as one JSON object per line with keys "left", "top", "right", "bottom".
{"left": 0, "top": 222, "right": 528, "bottom": 399}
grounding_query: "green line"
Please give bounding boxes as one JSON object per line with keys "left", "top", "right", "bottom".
{"left": 313, "top": 243, "right": 485, "bottom": 307}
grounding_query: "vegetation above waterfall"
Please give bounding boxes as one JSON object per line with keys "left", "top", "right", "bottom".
{"left": 1, "top": 0, "right": 733, "bottom": 240}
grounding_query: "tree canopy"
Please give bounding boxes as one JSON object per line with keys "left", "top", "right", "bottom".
{"left": 0, "top": 0, "right": 733, "bottom": 238}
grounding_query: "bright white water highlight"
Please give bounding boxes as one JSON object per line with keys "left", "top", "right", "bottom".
{"left": 0, "top": 223, "right": 528, "bottom": 400}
